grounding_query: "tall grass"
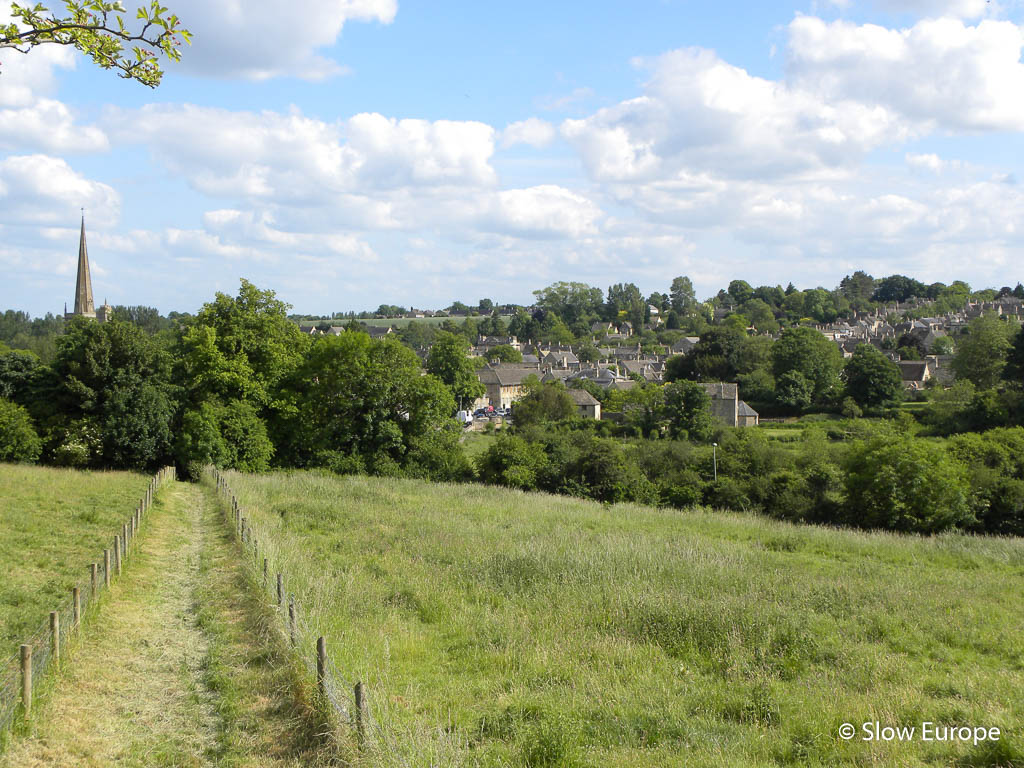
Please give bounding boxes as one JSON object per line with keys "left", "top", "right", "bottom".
{"left": 0, "top": 464, "right": 151, "bottom": 658}
{"left": 226, "top": 470, "right": 1024, "bottom": 767}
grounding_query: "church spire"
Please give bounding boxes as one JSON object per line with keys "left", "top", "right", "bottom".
{"left": 73, "top": 214, "right": 95, "bottom": 317}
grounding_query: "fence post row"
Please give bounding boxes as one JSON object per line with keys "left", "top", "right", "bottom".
{"left": 214, "top": 468, "right": 381, "bottom": 755}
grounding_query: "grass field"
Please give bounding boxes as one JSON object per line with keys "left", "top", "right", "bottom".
{"left": 221, "top": 470, "right": 1024, "bottom": 767}
{"left": 0, "top": 464, "right": 150, "bottom": 659}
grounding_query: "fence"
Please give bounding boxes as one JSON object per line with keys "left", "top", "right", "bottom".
{"left": 208, "top": 468, "right": 413, "bottom": 766}
{"left": 0, "top": 466, "right": 176, "bottom": 739}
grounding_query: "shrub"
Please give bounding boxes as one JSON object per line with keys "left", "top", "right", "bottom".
{"left": 477, "top": 434, "right": 548, "bottom": 490}
{"left": 0, "top": 397, "right": 42, "bottom": 463}
{"left": 844, "top": 437, "right": 972, "bottom": 533}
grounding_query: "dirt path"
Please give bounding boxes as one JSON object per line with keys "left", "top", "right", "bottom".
{"left": 0, "top": 483, "right": 333, "bottom": 768}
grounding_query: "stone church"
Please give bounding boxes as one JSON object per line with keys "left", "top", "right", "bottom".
{"left": 64, "top": 216, "right": 112, "bottom": 322}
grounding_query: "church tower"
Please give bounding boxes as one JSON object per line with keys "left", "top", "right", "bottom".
{"left": 66, "top": 215, "right": 110, "bottom": 321}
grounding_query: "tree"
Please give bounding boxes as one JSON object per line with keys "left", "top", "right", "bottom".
{"left": 873, "top": 274, "right": 926, "bottom": 303}
{"left": 663, "top": 380, "right": 714, "bottom": 441}
{"left": 669, "top": 276, "right": 697, "bottom": 315}
{"left": 775, "top": 370, "right": 813, "bottom": 409}
{"left": 952, "top": 314, "right": 1016, "bottom": 390}
{"left": 280, "top": 333, "right": 456, "bottom": 471}
{"left": 51, "top": 318, "right": 176, "bottom": 469}
{"left": 843, "top": 344, "right": 903, "bottom": 408}
{"left": 487, "top": 344, "right": 522, "bottom": 363}
{"left": 425, "top": 331, "right": 484, "bottom": 408}
{"left": 771, "top": 327, "right": 843, "bottom": 403}
{"left": 605, "top": 282, "right": 645, "bottom": 329}
{"left": 1, "top": 1, "right": 191, "bottom": 87}
{"left": 532, "top": 282, "right": 603, "bottom": 325}
{"left": 476, "top": 433, "right": 548, "bottom": 490}
{"left": 727, "top": 280, "right": 753, "bottom": 305}
{"left": 845, "top": 437, "right": 971, "bottom": 533}
{"left": 512, "top": 379, "right": 576, "bottom": 427}
{"left": 1005, "top": 325, "right": 1024, "bottom": 385}
{"left": 187, "top": 279, "right": 308, "bottom": 410}
{"left": 0, "top": 397, "right": 41, "bottom": 462}
{"left": 839, "top": 271, "right": 876, "bottom": 309}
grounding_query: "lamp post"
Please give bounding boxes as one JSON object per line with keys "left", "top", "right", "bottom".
{"left": 712, "top": 442, "right": 718, "bottom": 482}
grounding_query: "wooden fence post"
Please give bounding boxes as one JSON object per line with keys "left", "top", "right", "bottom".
{"left": 50, "top": 611, "right": 59, "bottom": 667}
{"left": 316, "top": 637, "right": 327, "bottom": 697}
{"left": 73, "top": 587, "right": 81, "bottom": 630}
{"left": 122, "top": 524, "right": 128, "bottom": 560}
{"left": 20, "top": 644, "right": 31, "bottom": 718}
{"left": 355, "top": 681, "right": 366, "bottom": 748}
{"left": 277, "top": 573, "right": 283, "bottom": 606}
{"left": 288, "top": 597, "right": 296, "bottom": 645}
{"left": 113, "top": 536, "right": 121, "bottom": 577}
{"left": 90, "top": 563, "right": 98, "bottom": 598}
{"left": 103, "top": 550, "right": 111, "bottom": 588}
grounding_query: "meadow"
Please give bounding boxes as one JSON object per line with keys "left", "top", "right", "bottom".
{"left": 221, "top": 469, "right": 1024, "bottom": 767}
{"left": 0, "top": 464, "right": 150, "bottom": 658}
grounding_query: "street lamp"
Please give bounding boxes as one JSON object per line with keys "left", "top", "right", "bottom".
{"left": 712, "top": 442, "right": 718, "bottom": 482}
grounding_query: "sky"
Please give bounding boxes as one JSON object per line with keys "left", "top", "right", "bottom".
{"left": 1, "top": 0, "right": 1024, "bottom": 317}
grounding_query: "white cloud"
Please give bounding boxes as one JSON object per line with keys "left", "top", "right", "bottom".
{"left": 108, "top": 105, "right": 497, "bottom": 198}
{"left": 0, "top": 99, "right": 108, "bottom": 153}
{"left": 501, "top": 118, "right": 557, "bottom": 148}
{"left": 906, "top": 152, "right": 945, "bottom": 171}
{"left": 561, "top": 47, "right": 905, "bottom": 182}
{"left": 787, "top": 16, "right": 1024, "bottom": 132}
{"left": 486, "top": 185, "right": 602, "bottom": 238}
{"left": 0, "top": 155, "right": 119, "bottom": 226}
{"left": 0, "top": 45, "right": 77, "bottom": 109}
{"left": 169, "top": 0, "right": 397, "bottom": 80}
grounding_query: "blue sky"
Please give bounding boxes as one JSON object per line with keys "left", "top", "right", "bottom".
{"left": 2, "top": 0, "right": 1023, "bottom": 316}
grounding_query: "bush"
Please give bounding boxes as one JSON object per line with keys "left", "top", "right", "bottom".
{"left": 0, "top": 397, "right": 41, "bottom": 463}
{"left": 844, "top": 437, "right": 972, "bottom": 533}
{"left": 477, "top": 434, "right": 548, "bottom": 490}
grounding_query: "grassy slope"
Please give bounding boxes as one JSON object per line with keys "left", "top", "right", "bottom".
{"left": 226, "top": 470, "right": 1024, "bottom": 767}
{"left": 0, "top": 464, "right": 150, "bottom": 658}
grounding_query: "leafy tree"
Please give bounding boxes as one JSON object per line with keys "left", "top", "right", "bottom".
{"left": 775, "top": 370, "right": 813, "bottom": 409}
{"left": 952, "top": 314, "right": 1016, "bottom": 390}
{"left": 873, "top": 274, "right": 927, "bottom": 303}
{"left": 741, "top": 298, "right": 778, "bottom": 333}
{"left": 663, "top": 380, "right": 714, "bottom": 441}
{"left": 619, "top": 384, "right": 666, "bottom": 438}
{"left": 0, "top": 348, "right": 45, "bottom": 404}
{"left": 845, "top": 437, "right": 971, "bottom": 533}
{"left": 669, "top": 276, "right": 697, "bottom": 315}
{"left": 111, "top": 305, "right": 170, "bottom": 334}
{"left": 487, "top": 344, "right": 522, "bottom": 363}
{"left": 0, "top": 397, "right": 41, "bottom": 462}
{"left": 1, "top": 1, "right": 191, "bottom": 87}
{"left": 562, "top": 437, "right": 658, "bottom": 504}
{"left": 930, "top": 335, "right": 955, "bottom": 356}
{"left": 1005, "top": 325, "right": 1024, "bottom": 385}
{"left": 843, "top": 344, "right": 903, "bottom": 408}
{"left": 426, "top": 331, "right": 485, "bottom": 407}
{"left": 476, "top": 433, "right": 548, "bottom": 490}
{"left": 280, "top": 333, "right": 456, "bottom": 471}
{"left": 188, "top": 280, "right": 308, "bottom": 410}
{"left": 605, "top": 282, "right": 645, "bottom": 329}
{"left": 532, "top": 282, "right": 603, "bottom": 325}
{"left": 727, "top": 280, "right": 754, "bottom": 305}
{"left": 839, "top": 271, "right": 876, "bottom": 308}
{"left": 51, "top": 318, "right": 176, "bottom": 469}
{"left": 771, "top": 327, "right": 843, "bottom": 403}
{"left": 666, "top": 326, "right": 746, "bottom": 382}
{"left": 513, "top": 379, "right": 576, "bottom": 427}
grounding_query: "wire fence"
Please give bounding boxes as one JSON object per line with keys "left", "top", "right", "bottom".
{"left": 208, "top": 468, "right": 414, "bottom": 766}
{"left": 0, "top": 466, "right": 176, "bottom": 741}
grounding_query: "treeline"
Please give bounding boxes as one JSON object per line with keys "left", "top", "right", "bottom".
{"left": 475, "top": 408, "right": 1024, "bottom": 537}
{"left": 0, "top": 282, "right": 472, "bottom": 482}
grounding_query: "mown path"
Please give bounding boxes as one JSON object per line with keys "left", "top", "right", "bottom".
{"left": 0, "top": 483, "right": 333, "bottom": 768}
